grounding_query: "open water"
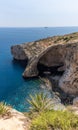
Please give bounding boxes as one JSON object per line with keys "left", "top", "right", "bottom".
{"left": 0, "top": 27, "right": 78, "bottom": 111}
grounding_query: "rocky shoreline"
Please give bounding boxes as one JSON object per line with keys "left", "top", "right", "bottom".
{"left": 39, "top": 76, "right": 75, "bottom": 105}
{"left": 1, "top": 31, "right": 78, "bottom": 130}
{"left": 11, "top": 32, "right": 78, "bottom": 108}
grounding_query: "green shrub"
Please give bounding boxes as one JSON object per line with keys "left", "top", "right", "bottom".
{"left": 27, "top": 93, "right": 78, "bottom": 130}
{"left": 30, "top": 110, "right": 78, "bottom": 130}
{"left": 27, "top": 92, "right": 53, "bottom": 113}
{"left": 0, "top": 102, "right": 10, "bottom": 116}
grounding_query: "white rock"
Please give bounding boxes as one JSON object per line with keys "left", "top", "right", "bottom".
{"left": 0, "top": 109, "right": 30, "bottom": 130}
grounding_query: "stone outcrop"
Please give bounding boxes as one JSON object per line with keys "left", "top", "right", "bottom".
{"left": 0, "top": 108, "right": 30, "bottom": 130}
{"left": 11, "top": 32, "right": 78, "bottom": 95}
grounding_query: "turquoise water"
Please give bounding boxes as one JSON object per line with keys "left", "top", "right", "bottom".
{"left": 0, "top": 27, "right": 78, "bottom": 112}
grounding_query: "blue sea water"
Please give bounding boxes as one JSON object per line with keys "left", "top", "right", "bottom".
{"left": 0, "top": 27, "right": 78, "bottom": 112}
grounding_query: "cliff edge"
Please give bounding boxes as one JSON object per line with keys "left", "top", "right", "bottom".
{"left": 11, "top": 32, "right": 78, "bottom": 95}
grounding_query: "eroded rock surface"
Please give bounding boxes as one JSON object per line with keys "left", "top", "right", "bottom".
{"left": 73, "top": 97, "right": 78, "bottom": 106}
{"left": 11, "top": 32, "right": 78, "bottom": 95}
{"left": 0, "top": 108, "right": 30, "bottom": 130}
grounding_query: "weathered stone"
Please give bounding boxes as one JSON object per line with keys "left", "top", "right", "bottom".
{"left": 11, "top": 32, "right": 78, "bottom": 95}
{"left": 73, "top": 97, "right": 78, "bottom": 106}
{"left": 59, "top": 43, "right": 78, "bottom": 95}
{"left": 11, "top": 44, "right": 28, "bottom": 60}
{"left": 0, "top": 108, "right": 30, "bottom": 130}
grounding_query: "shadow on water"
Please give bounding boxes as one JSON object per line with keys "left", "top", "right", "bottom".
{"left": 12, "top": 58, "right": 28, "bottom": 69}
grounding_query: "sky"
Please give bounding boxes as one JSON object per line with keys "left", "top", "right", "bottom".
{"left": 0, "top": 0, "right": 78, "bottom": 27}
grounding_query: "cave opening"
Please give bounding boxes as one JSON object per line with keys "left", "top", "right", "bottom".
{"left": 37, "top": 62, "right": 74, "bottom": 105}
{"left": 37, "top": 62, "right": 65, "bottom": 77}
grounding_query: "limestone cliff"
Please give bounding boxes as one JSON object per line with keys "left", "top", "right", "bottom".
{"left": 11, "top": 32, "right": 78, "bottom": 95}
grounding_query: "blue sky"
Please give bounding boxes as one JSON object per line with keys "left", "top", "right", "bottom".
{"left": 0, "top": 0, "right": 78, "bottom": 27}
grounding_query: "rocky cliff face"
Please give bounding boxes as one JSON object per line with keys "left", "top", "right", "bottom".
{"left": 59, "top": 42, "right": 78, "bottom": 95}
{"left": 11, "top": 32, "right": 78, "bottom": 95}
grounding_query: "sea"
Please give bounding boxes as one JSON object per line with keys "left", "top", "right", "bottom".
{"left": 0, "top": 27, "right": 78, "bottom": 112}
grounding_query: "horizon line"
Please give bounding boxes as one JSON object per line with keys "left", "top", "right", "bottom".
{"left": 0, "top": 26, "right": 78, "bottom": 28}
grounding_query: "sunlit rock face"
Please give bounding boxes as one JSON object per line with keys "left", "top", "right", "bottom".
{"left": 11, "top": 32, "right": 78, "bottom": 95}
{"left": 59, "top": 42, "right": 78, "bottom": 95}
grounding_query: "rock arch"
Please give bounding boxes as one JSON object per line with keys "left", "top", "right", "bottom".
{"left": 11, "top": 33, "right": 78, "bottom": 95}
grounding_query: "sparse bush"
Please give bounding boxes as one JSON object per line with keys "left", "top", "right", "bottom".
{"left": 27, "top": 93, "right": 78, "bottom": 130}
{"left": 27, "top": 92, "right": 53, "bottom": 113}
{"left": 0, "top": 102, "right": 10, "bottom": 117}
{"left": 30, "top": 110, "right": 78, "bottom": 130}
